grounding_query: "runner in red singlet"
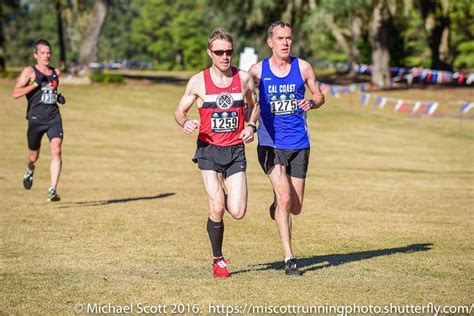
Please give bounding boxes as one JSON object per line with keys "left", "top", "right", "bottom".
{"left": 174, "top": 28, "right": 259, "bottom": 278}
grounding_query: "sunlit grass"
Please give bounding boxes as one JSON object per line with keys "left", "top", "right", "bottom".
{"left": 0, "top": 78, "right": 472, "bottom": 314}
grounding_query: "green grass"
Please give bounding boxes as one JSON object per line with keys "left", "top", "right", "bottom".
{"left": 0, "top": 78, "right": 473, "bottom": 314}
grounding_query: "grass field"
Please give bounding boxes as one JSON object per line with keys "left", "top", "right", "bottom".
{"left": 0, "top": 77, "right": 473, "bottom": 314}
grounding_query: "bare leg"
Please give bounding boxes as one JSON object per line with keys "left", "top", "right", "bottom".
{"left": 49, "top": 138, "right": 62, "bottom": 189}
{"left": 223, "top": 172, "right": 247, "bottom": 220}
{"left": 268, "top": 165, "right": 293, "bottom": 259}
{"left": 27, "top": 149, "right": 40, "bottom": 171}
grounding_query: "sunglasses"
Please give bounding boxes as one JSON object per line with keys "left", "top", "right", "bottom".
{"left": 211, "top": 49, "right": 234, "bottom": 57}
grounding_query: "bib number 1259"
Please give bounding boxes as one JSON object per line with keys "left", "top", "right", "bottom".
{"left": 211, "top": 111, "right": 238, "bottom": 133}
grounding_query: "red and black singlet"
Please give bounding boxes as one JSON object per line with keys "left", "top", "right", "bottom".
{"left": 198, "top": 67, "right": 245, "bottom": 146}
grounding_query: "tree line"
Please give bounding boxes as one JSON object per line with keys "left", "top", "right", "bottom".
{"left": 1, "top": 0, "right": 473, "bottom": 87}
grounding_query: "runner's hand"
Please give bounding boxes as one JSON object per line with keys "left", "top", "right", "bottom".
{"left": 183, "top": 119, "right": 199, "bottom": 135}
{"left": 239, "top": 126, "right": 254, "bottom": 144}
{"left": 298, "top": 99, "right": 315, "bottom": 112}
{"left": 57, "top": 94, "right": 66, "bottom": 104}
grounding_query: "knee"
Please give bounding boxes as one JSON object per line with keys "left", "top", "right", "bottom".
{"left": 290, "top": 206, "right": 302, "bottom": 216}
{"left": 290, "top": 196, "right": 304, "bottom": 215}
{"left": 277, "top": 193, "right": 292, "bottom": 210}
{"left": 230, "top": 206, "right": 246, "bottom": 220}
{"left": 210, "top": 201, "right": 226, "bottom": 217}
{"left": 29, "top": 151, "right": 39, "bottom": 163}
{"left": 51, "top": 147, "right": 62, "bottom": 159}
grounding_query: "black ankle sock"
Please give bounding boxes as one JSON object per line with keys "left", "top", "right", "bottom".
{"left": 207, "top": 218, "right": 224, "bottom": 258}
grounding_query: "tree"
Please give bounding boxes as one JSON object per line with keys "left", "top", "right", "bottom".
{"left": 371, "top": 0, "right": 391, "bottom": 88}
{"left": 208, "top": 0, "right": 314, "bottom": 60}
{"left": 131, "top": 0, "right": 210, "bottom": 70}
{"left": 79, "top": 0, "right": 107, "bottom": 68}
{"left": 420, "top": 0, "right": 452, "bottom": 70}
{"left": 98, "top": 0, "right": 140, "bottom": 62}
{"left": 55, "top": 0, "right": 66, "bottom": 69}
{"left": 4, "top": 1, "right": 59, "bottom": 67}
{"left": 0, "top": 1, "right": 6, "bottom": 71}
{"left": 450, "top": 0, "right": 474, "bottom": 69}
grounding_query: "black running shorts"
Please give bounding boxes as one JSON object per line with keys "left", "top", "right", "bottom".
{"left": 27, "top": 119, "right": 64, "bottom": 150}
{"left": 257, "top": 145, "right": 310, "bottom": 179}
{"left": 193, "top": 139, "right": 247, "bottom": 178}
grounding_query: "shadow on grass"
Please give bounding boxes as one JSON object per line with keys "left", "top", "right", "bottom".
{"left": 59, "top": 192, "right": 175, "bottom": 208}
{"left": 233, "top": 243, "right": 433, "bottom": 275}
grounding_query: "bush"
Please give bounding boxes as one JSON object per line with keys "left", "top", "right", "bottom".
{"left": 90, "top": 71, "right": 125, "bottom": 84}
{"left": 454, "top": 40, "right": 474, "bottom": 68}
{"left": 0, "top": 70, "right": 20, "bottom": 79}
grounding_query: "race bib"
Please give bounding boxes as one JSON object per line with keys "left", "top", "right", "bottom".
{"left": 40, "top": 83, "right": 58, "bottom": 104}
{"left": 211, "top": 111, "right": 239, "bottom": 133}
{"left": 270, "top": 94, "right": 298, "bottom": 115}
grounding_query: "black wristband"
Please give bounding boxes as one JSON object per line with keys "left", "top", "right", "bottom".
{"left": 309, "top": 100, "right": 317, "bottom": 109}
{"left": 247, "top": 122, "right": 257, "bottom": 133}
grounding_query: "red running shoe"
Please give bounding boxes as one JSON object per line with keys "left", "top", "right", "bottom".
{"left": 213, "top": 258, "right": 231, "bottom": 278}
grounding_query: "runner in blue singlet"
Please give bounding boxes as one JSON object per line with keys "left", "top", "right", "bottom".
{"left": 249, "top": 21, "right": 325, "bottom": 276}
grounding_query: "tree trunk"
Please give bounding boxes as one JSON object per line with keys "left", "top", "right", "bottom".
{"left": 324, "top": 14, "right": 351, "bottom": 61}
{"left": 428, "top": 16, "right": 451, "bottom": 70}
{"left": 420, "top": 0, "right": 452, "bottom": 70}
{"left": 0, "top": 2, "right": 5, "bottom": 71}
{"left": 371, "top": 0, "right": 391, "bottom": 88}
{"left": 348, "top": 14, "right": 362, "bottom": 77}
{"left": 79, "top": 0, "right": 107, "bottom": 68}
{"left": 55, "top": 0, "right": 66, "bottom": 70}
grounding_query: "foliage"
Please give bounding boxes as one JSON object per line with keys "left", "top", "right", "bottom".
{"left": 402, "top": 9, "right": 431, "bottom": 68}
{"left": 131, "top": 0, "right": 210, "bottom": 70}
{"left": 89, "top": 70, "right": 124, "bottom": 84}
{"left": 4, "top": 0, "right": 60, "bottom": 66}
{"left": 454, "top": 40, "right": 474, "bottom": 68}
{"left": 2, "top": 0, "right": 473, "bottom": 70}
{"left": 449, "top": 0, "right": 474, "bottom": 68}
{"left": 0, "top": 70, "right": 19, "bottom": 78}
{"left": 97, "top": 0, "right": 140, "bottom": 63}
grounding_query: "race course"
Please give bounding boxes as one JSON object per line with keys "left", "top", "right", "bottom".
{"left": 1, "top": 78, "right": 472, "bottom": 314}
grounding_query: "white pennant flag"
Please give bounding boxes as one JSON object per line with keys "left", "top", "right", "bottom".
{"left": 461, "top": 102, "right": 473, "bottom": 114}
{"left": 466, "top": 74, "right": 474, "bottom": 85}
{"left": 437, "top": 71, "right": 443, "bottom": 83}
{"left": 427, "top": 102, "right": 439, "bottom": 115}
{"left": 394, "top": 100, "right": 404, "bottom": 112}
{"left": 412, "top": 101, "right": 422, "bottom": 114}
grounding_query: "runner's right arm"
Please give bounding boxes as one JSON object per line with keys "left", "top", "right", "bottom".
{"left": 12, "top": 67, "right": 37, "bottom": 99}
{"left": 174, "top": 74, "right": 200, "bottom": 135}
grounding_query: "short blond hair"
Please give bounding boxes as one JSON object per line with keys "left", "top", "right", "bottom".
{"left": 208, "top": 28, "right": 233, "bottom": 49}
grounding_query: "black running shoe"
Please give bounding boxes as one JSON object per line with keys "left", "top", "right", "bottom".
{"left": 285, "top": 257, "right": 303, "bottom": 276}
{"left": 48, "top": 188, "right": 61, "bottom": 202}
{"left": 23, "top": 170, "right": 33, "bottom": 190}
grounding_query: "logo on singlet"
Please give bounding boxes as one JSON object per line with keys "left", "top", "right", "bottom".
{"left": 216, "top": 92, "right": 233, "bottom": 110}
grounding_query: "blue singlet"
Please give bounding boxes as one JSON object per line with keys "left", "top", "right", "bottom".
{"left": 257, "top": 57, "right": 309, "bottom": 150}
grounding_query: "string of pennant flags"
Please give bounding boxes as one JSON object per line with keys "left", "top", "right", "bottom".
{"left": 354, "top": 63, "right": 474, "bottom": 86}
{"left": 318, "top": 81, "right": 473, "bottom": 116}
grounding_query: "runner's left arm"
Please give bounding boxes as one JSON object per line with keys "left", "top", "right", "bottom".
{"left": 298, "top": 59, "right": 325, "bottom": 111}
{"left": 239, "top": 71, "right": 259, "bottom": 143}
